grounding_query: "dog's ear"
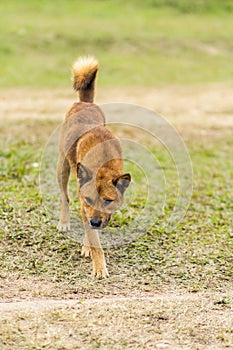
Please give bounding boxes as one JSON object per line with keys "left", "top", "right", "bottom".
{"left": 77, "top": 163, "right": 92, "bottom": 187}
{"left": 113, "top": 173, "right": 131, "bottom": 194}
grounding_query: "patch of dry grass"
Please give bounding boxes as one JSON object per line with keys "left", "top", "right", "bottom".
{"left": 1, "top": 294, "right": 232, "bottom": 349}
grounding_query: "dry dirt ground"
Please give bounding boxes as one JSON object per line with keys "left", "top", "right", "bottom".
{"left": 1, "top": 84, "right": 233, "bottom": 349}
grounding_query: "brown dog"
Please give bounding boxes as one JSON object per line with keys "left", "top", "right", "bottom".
{"left": 56, "top": 57, "right": 131, "bottom": 277}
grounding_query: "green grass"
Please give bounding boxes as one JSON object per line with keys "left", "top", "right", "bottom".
{"left": 0, "top": 116, "right": 232, "bottom": 292}
{"left": 0, "top": 0, "right": 232, "bottom": 87}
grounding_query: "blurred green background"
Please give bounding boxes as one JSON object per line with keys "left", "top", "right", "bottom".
{"left": 0, "top": 0, "right": 232, "bottom": 87}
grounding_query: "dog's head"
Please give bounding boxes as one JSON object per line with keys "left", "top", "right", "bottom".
{"left": 77, "top": 162, "right": 131, "bottom": 229}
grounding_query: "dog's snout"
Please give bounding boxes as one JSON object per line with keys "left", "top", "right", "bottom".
{"left": 90, "top": 218, "right": 102, "bottom": 228}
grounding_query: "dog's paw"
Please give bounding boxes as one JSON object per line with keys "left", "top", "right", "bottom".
{"left": 81, "top": 245, "right": 91, "bottom": 257}
{"left": 93, "top": 265, "right": 109, "bottom": 279}
{"left": 82, "top": 247, "right": 109, "bottom": 278}
{"left": 57, "top": 222, "right": 70, "bottom": 232}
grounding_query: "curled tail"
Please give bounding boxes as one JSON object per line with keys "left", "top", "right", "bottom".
{"left": 72, "top": 56, "right": 99, "bottom": 103}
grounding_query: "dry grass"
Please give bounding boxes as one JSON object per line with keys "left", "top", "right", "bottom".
{"left": 1, "top": 292, "right": 232, "bottom": 349}
{"left": 1, "top": 84, "right": 233, "bottom": 136}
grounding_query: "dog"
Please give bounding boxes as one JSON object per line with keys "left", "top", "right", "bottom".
{"left": 56, "top": 56, "right": 131, "bottom": 278}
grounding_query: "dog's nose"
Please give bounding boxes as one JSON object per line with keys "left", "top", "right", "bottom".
{"left": 90, "top": 218, "right": 102, "bottom": 228}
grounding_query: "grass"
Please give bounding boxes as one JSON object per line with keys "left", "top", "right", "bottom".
{"left": 0, "top": 0, "right": 232, "bottom": 87}
{"left": 0, "top": 104, "right": 232, "bottom": 292}
{"left": 0, "top": 86, "right": 232, "bottom": 349}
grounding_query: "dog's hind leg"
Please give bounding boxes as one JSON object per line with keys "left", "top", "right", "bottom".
{"left": 57, "top": 156, "right": 71, "bottom": 231}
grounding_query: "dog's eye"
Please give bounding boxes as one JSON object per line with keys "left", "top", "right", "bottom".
{"left": 85, "top": 197, "right": 93, "bottom": 205}
{"left": 104, "top": 199, "right": 113, "bottom": 205}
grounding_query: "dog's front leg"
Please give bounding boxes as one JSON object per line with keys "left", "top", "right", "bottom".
{"left": 82, "top": 225, "right": 109, "bottom": 278}
{"left": 81, "top": 212, "right": 108, "bottom": 278}
{"left": 57, "top": 157, "right": 70, "bottom": 231}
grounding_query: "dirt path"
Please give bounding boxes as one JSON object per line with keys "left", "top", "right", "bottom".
{"left": 1, "top": 289, "right": 232, "bottom": 349}
{"left": 1, "top": 84, "right": 233, "bottom": 126}
{"left": 1, "top": 273, "right": 233, "bottom": 349}
{"left": 0, "top": 292, "right": 216, "bottom": 314}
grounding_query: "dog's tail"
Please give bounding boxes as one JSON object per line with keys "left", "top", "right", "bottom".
{"left": 72, "top": 56, "right": 99, "bottom": 103}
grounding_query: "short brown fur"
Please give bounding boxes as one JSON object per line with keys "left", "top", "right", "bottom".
{"left": 57, "top": 57, "right": 131, "bottom": 277}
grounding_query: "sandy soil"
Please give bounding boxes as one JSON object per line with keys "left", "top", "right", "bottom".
{"left": 1, "top": 84, "right": 233, "bottom": 129}
{"left": 1, "top": 282, "right": 232, "bottom": 349}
